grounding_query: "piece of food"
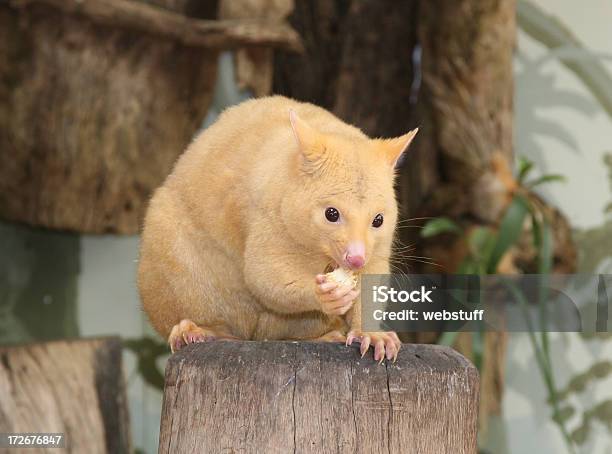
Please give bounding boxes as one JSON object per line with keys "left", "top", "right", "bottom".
{"left": 325, "top": 267, "right": 358, "bottom": 289}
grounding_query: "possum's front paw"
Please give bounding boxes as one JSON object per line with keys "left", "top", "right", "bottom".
{"left": 314, "top": 274, "right": 360, "bottom": 316}
{"left": 346, "top": 331, "right": 401, "bottom": 363}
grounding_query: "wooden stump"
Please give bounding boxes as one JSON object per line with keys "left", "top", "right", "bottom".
{"left": 0, "top": 337, "right": 130, "bottom": 453}
{"left": 159, "top": 342, "right": 479, "bottom": 453}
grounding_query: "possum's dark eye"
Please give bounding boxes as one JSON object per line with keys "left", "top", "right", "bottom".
{"left": 372, "top": 213, "right": 384, "bottom": 228}
{"left": 325, "top": 207, "right": 340, "bottom": 222}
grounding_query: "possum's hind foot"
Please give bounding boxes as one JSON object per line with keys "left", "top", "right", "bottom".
{"left": 168, "top": 319, "right": 237, "bottom": 353}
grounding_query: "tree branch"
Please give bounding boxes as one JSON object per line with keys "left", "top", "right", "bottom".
{"left": 10, "top": 0, "right": 303, "bottom": 52}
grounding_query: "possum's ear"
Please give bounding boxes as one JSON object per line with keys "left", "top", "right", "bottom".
{"left": 377, "top": 128, "right": 419, "bottom": 168}
{"left": 289, "top": 109, "right": 327, "bottom": 163}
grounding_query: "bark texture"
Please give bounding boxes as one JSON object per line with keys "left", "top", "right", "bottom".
{"left": 219, "top": 0, "right": 295, "bottom": 96}
{"left": 159, "top": 342, "right": 479, "bottom": 454}
{"left": 273, "top": 0, "right": 418, "bottom": 137}
{"left": 14, "top": 0, "right": 301, "bottom": 51}
{"left": 0, "top": 0, "right": 300, "bottom": 234}
{"left": 408, "top": 0, "right": 516, "bottom": 428}
{"left": 0, "top": 337, "right": 130, "bottom": 453}
{"left": 272, "top": 0, "right": 576, "bottom": 430}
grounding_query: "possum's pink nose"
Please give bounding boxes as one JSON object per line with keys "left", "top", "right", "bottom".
{"left": 344, "top": 242, "right": 366, "bottom": 269}
{"left": 346, "top": 255, "right": 365, "bottom": 269}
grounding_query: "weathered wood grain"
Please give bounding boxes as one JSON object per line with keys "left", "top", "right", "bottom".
{"left": 219, "top": 0, "right": 295, "bottom": 96}
{"left": 273, "top": 0, "right": 418, "bottom": 138}
{"left": 0, "top": 337, "right": 130, "bottom": 454}
{"left": 159, "top": 342, "right": 479, "bottom": 454}
{"left": 0, "top": 1, "right": 219, "bottom": 234}
{"left": 0, "top": 0, "right": 301, "bottom": 234}
{"left": 11, "top": 0, "right": 302, "bottom": 52}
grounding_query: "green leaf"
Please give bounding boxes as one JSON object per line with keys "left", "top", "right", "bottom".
{"left": 553, "top": 406, "right": 576, "bottom": 425}
{"left": 536, "top": 220, "right": 553, "bottom": 368}
{"left": 538, "top": 220, "right": 554, "bottom": 275}
{"left": 527, "top": 174, "right": 567, "bottom": 188}
{"left": 457, "top": 259, "right": 481, "bottom": 275}
{"left": 420, "top": 217, "right": 461, "bottom": 238}
{"left": 468, "top": 227, "right": 495, "bottom": 254}
{"left": 517, "top": 156, "right": 534, "bottom": 183}
{"left": 486, "top": 195, "right": 530, "bottom": 273}
{"left": 467, "top": 227, "right": 497, "bottom": 272}
{"left": 472, "top": 331, "right": 484, "bottom": 371}
{"left": 123, "top": 337, "right": 168, "bottom": 390}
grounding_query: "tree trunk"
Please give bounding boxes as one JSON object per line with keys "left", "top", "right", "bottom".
{"left": 0, "top": 0, "right": 300, "bottom": 234}
{"left": 0, "top": 337, "right": 130, "bottom": 453}
{"left": 159, "top": 342, "right": 479, "bottom": 453}
{"left": 408, "top": 0, "right": 516, "bottom": 429}
{"left": 273, "top": 0, "right": 577, "bottom": 431}
{"left": 273, "top": 0, "right": 419, "bottom": 138}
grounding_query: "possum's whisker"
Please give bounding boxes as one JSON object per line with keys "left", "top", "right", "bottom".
{"left": 392, "top": 246, "right": 417, "bottom": 254}
{"left": 399, "top": 255, "right": 438, "bottom": 261}
{"left": 387, "top": 252, "right": 444, "bottom": 269}
{"left": 384, "top": 261, "right": 406, "bottom": 275}
{"left": 392, "top": 245, "right": 416, "bottom": 252}
{"left": 404, "top": 258, "right": 442, "bottom": 268}
{"left": 392, "top": 237, "right": 415, "bottom": 246}
{"left": 394, "top": 225, "right": 425, "bottom": 230}
{"left": 396, "top": 216, "right": 435, "bottom": 223}
{"left": 391, "top": 239, "right": 415, "bottom": 247}
{"left": 393, "top": 259, "right": 443, "bottom": 269}
{"left": 392, "top": 252, "right": 439, "bottom": 262}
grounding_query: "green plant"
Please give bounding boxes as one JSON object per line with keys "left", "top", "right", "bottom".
{"left": 422, "top": 156, "right": 574, "bottom": 451}
{"left": 515, "top": 4, "right": 612, "bottom": 450}
{"left": 123, "top": 336, "right": 168, "bottom": 390}
{"left": 420, "top": 217, "right": 461, "bottom": 238}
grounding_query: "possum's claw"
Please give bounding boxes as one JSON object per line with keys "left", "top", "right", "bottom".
{"left": 183, "top": 330, "right": 213, "bottom": 344}
{"left": 171, "top": 336, "right": 183, "bottom": 353}
{"left": 345, "top": 332, "right": 359, "bottom": 346}
{"left": 360, "top": 335, "right": 371, "bottom": 358}
{"left": 168, "top": 319, "right": 235, "bottom": 353}
{"left": 347, "top": 330, "right": 401, "bottom": 363}
{"left": 375, "top": 340, "right": 385, "bottom": 364}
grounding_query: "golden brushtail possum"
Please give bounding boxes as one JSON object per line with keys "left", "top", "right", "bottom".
{"left": 138, "top": 96, "right": 417, "bottom": 362}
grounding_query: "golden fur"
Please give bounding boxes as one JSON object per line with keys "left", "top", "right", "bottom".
{"left": 138, "top": 96, "right": 416, "bottom": 360}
